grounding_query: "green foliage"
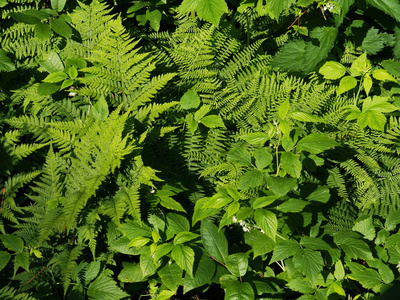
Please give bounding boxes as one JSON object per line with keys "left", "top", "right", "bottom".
{"left": 1, "top": 0, "right": 400, "bottom": 299}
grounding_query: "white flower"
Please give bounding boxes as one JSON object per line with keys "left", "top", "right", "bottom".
{"left": 232, "top": 216, "right": 237, "bottom": 223}
{"left": 323, "top": 2, "right": 334, "bottom": 12}
{"left": 150, "top": 188, "right": 156, "bottom": 194}
{"left": 242, "top": 227, "right": 250, "bottom": 232}
{"left": 397, "top": 262, "right": 400, "bottom": 270}
{"left": 69, "top": 92, "right": 77, "bottom": 97}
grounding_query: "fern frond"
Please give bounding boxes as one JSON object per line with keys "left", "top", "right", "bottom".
{"left": 29, "top": 147, "right": 64, "bottom": 207}
{"left": 50, "top": 245, "right": 83, "bottom": 295}
{"left": 62, "top": 110, "right": 134, "bottom": 232}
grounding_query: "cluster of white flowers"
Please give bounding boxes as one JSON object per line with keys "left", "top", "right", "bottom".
{"left": 323, "top": 2, "right": 335, "bottom": 12}
{"left": 232, "top": 216, "right": 264, "bottom": 234}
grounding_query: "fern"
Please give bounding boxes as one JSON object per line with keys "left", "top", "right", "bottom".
{"left": 62, "top": 109, "right": 134, "bottom": 232}
{"left": 50, "top": 244, "right": 83, "bottom": 295}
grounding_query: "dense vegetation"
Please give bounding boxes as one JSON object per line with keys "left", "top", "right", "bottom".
{"left": 1, "top": 0, "right": 400, "bottom": 299}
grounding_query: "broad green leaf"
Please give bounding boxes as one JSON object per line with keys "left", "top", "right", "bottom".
{"left": 373, "top": 69, "right": 397, "bottom": 82}
{"left": 85, "top": 261, "right": 101, "bottom": 283}
{"left": 306, "top": 185, "right": 331, "bottom": 203}
{"left": 337, "top": 76, "right": 357, "bottom": 95}
{"left": 244, "top": 230, "right": 276, "bottom": 258}
{"left": 270, "top": 240, "right": 301, "bottom": 263}
{"left": 192, "top": 197, "right": 220, "bottom": 225}
{"left": 87, "top": 275, "right": 129, "bottom": 300}
{"left": 0, "top": 0, "right": 7, "bottom": 7}
{"left": 361, "top": 27, "right": 395, "bottom": 55}
{"left": 200, "top": 115, "right": 225, "bottom": 128}
{"left": 265, "top": 0, "right": 296, "bottom": 19}
{"left": 140, "top": 251, "right": 161, "bottom": 277}
{"left": 271, "top": 40, "right": 307, "bottom": 73}
{"left": 254, "top": 209, "right": 277, "bottom": 241}
{"left": 293, "top": 250, "right": 324, "bottom": 282}
{"left": 237, "top": 170, "right": 264, "bottom": 190}
{"left": 194, "top": 105, "right": 210, "bottom": 121}
{"left": 200, "top": 219, "right": 228, "bottom": 263}
{"left": 352, "top": 215, "right": 375, "bottom": 240}
{"left": 388, "top": 245, "right": 400, "bottom": 264}
{"left": 35, "top": 23, "right": 52, "bottom": 41}
{"left": 51, "top": 0, "right": 66, "bottom": 12}
{"left": 319, "top": 61, "right": 346, "bottom": 79}
{"left": 92, "top": 95, "right": 109, "bottom": 121}
{"left": 280, "top": 152, "right": 302, "bottom": 178}
{"left": 224, "top": 281, "right": 255, "bottom": 300}
{"left": 167, "top": 213, "right": 190, "bottom": 234}
{"left": 287, "top": 277, "right": 315, "bottom": 294}
{"left": 173, "top": 232, "right": 200, "bottom": 245}
{"left": 357, "top": 110, "right": 386, "bottom": 131}
{"left": 350, "top": 52, "right": 371, "bottom": 77}
{"left": 0, "top": 234, "right": 24, "bottom": 253}
{"left": 0, "top": 49, "right": 15, "bottom": 72}
{"left": 334, "top": 260, "right": 345, "bottom": 280}
{"left": 202, "top": 193, "right": 232, "bottom": 209}
{"left": 334, "top": 232, "right": 373, "bottom": 260}
{"left": 146, "top": 9, "right": 162, "bottom": 32}
{"left": 155, "top": 290, "right": 175, "bottom": 300}
{"left": 366, "top": 0, "right": 400, "bottom": 22}
{"left": 24, "top": 6, "right": 50, "bottom": 16}
{"left": 279, "top": 120, "right": 291, "bottom": 136}
{"left": 158, "top": 262, "right": 182, "bottom": 291}
{"left": 364, "top": 75, "right": 372, "bottom": 96}
{"left": 239, "top": 132, "right": 270, "bottom": 144}
{"left": 227, "top": 147, "right": 252, "bottom": 166}
{"left": 109, "top": 236, "right": 140, "bottom": 255}
{"left": 226, "top": 253, "right": 248, "bottom": 277}
{"left": 124, "top": 220, "right": 151, "bottom": 240}
{"left": 153, "top": 243, "right": 174, "bottom": 261}
{"left": 227, "top": 201, "right": 240, "bottom": 217}
{"left": 348, "top": 269, "right": 382, "bottom": 289}
{"left": 368, "top": 259, "right": 394, "bottom": 284}
{"left": 50, "top": 18, "right": 72, "bottom": 38}
{"left": 252, "top": 196, "right": 278, "bottom": 209}
{"left": 43, "top": 71, "right": 68, "bottom": 83}
{"left": 66, "top": 57, "right": 87, "bottom": 69}
{"left": 266, "top": 176, "right": 298, "bottom": 197}
{"left": 327, "top": 281, "right": 346, "bottom": 297}
{"left": 181, "top": 89, "right": 200, "bottom": 110}
{"left": 278, "top": 199, "right": 308, "bottom": 213}
{"left": 68, "top": 65, "right": 78, "bottom": 79}
{"left": 171, "top": 244, "right": 195, "bottom": 277}
{"left": 363, "top": 96, "right": 398, "bottom": 113}
{"left": 254, "top": 148, "right": 273, "bottom": 170}
{"left": 61, "top": 80, "right": 74, "bottom": 91}
{"left": 278, "top": 99, "right": 290, "bottom": 119}
{"left": 0, "top": 251, "right": 11, "bottom": 271}
{"left": 40, "top": 52, "right": 64, "bottom": 73}
{"left": 304, "top": 26, "right": 338, "bottom": 73}
{"left": 187, "top": 0, "right": 228, "bottom": 25}
{"left": 300, "top": 236, "right": 332, "bottom": 251}
{"left": 128, "top": 236, "right": 151, "bottom": 248}
{"left": 8, "top": 11, "right": 40, "bottom": 24}
{"left": 385, "top": 209, "right": 400, "bottom": 231}
{"left": 183, "top": 256, "right": 215, "bottom": 293}
{"left": 381, "top": 60, "right": 400, "bottom": 77}
{"left": 158, "top": 196, "right": 186, "bottom": 213}
{"left": 297, "top": 133, "right": 338, "bottom": 154}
